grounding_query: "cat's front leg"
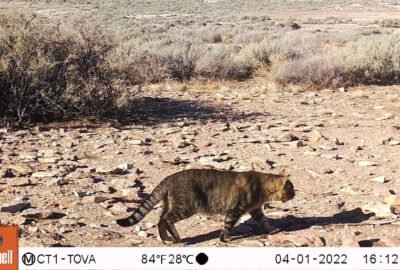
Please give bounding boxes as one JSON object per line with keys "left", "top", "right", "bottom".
{"left": 250, "top": 208, "right": 279, "bottom": 234}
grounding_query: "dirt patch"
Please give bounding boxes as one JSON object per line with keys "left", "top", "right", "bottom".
{"left": 1, "top": 82, "right": 400, "bottom": 247}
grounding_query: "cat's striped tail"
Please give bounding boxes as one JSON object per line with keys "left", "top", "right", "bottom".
{"left": 116, "top": 182, "right": 167, "bottom": 227}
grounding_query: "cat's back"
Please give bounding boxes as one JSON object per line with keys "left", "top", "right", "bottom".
{"left": 165, "top": 169, "right": 262, "bottom": 189}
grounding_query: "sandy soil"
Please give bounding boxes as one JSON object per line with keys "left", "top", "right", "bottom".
{"left": 1, "top": 81, "right": 400, "bottom": 247}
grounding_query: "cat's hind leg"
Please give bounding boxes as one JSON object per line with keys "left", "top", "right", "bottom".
{"left": 163, "top": 209, "right": 195, "bottom": 243}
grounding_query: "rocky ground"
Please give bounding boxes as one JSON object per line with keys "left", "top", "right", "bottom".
{"left": 1, "top": 81, "right": 400, "bottom": 247}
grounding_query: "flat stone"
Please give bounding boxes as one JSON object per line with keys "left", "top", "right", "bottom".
{"left": 58, "top": 218, "right": 78, "bottom": 226}
{"left": 92, "top": 196, "right": 110, "bottom": 203}
{"left": 117, "top": 163, "right": 134, "bottom": 170}
{"left": 370, "top": 176, "right": 387, "bottom": 183}
{"left": 340, "top": 186, "right": 360, "bottom": 195}
{"left": 21, "top": 209, "right": 56, "bottom": 219}
{"left": 122, "top": 188, "right": 138, "bottom": 197}
{"left": 137, "top": 231, "right": 148, "bottom": 237}
{"left": 110, "top": 202, "right": 128, "bottom": 213}
{"left": 289, "top": 140, "right": 305, "bottom": 148}
{"left": 7, "top": 164, "right": 33, "bottom": 175}
{"left": 7, "top": 177, "right": 31, "bottom": 186}
{"left": 38, "top": 157, "right": 61, "bottom": 164}
{"left": 32, "top": 171, "right": 58, "bottom": 178}
{"left": 389, "top": 140, "right": 400, "bottom": 146}
{"left": 358, "top": 161, "right": 378, "bottom": 167}
{"left": 128, "top": 139, "right": 143, "bottom": 145}
{"left": 145, "top": 222, "right": 156, "bottom": 229}
{"left": 97, "top": 167, "right": 126, "bottom": 175}
{"left": 277, "top": 133, "right": 299, "bottom": 142}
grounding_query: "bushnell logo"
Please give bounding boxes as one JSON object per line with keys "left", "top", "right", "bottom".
{"left": 0, "top": 226, "right": 18, "bottom": 270}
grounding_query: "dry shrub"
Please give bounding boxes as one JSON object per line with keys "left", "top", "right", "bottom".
{"left": 0, "top": 12, "right": 137, "bottom": 123}
{"left": 342, "top": 34, "right": 400, "bottom": 85}
{"left": 270, "top": 33, "right": 400, "bottom": 88}
{"left": 234, "top": 31, "right": 266, "bottom": 44}
{"left": 270, "top": 54, "right": 345, "bottom": 89}
{"left": 115, "top": 40, "right": 204, "bottom": 82}
{"left": 378, "top": 19, "right": 400, "bottom": 28}
{"left": 195, "top": 46, "right": 253, "bottom": 80}
{"left": 200, "top": 30, "right": 223, "bottom": 43}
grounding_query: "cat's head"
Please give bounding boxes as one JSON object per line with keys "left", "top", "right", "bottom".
{"left": 278, "top": 179, "right": 295, "bottom": 202}
{"left": 267, "top": 175, "right": 295, "bottom": 202}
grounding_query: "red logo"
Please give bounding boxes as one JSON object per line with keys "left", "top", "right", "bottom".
{"left": 0, "top": 226, "right": 18, "bottom": 270}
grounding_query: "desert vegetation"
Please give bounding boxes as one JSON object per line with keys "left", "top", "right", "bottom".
{"left": 0, "top": 0, "right": 399, "bottom": 122}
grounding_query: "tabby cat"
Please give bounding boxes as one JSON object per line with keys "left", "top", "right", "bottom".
{"left": 116, "top": 169, "right": 295, "bottom": 242}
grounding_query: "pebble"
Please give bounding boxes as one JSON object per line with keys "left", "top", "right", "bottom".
{"left": 358, "top": 161, "right": 377, "bottom": 167}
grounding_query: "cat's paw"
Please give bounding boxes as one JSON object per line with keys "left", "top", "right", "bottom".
{"left": 162, "top": 240, "right": 174, "bottom": 246}
{"left": 219, "top": 232, "right": 231, "bottom": 243}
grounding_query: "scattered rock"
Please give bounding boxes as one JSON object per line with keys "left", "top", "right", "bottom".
{"left": 117, "top": 163, "right": 134, "bottom": 170}
{"left": 333, "top": 137, "right": 344, "bottom": 145}
{"left": 278, "top": 133, "right": 299, "bottom": 142}
{"left": 376, "top": 113, "right": 394, "bottom": 121}
{"left": 7, "top": 164, "right": 33, "bottom": 175}
{"left": 32, "top": 171, "right": 58, "bottom": 178}
{"left": 389, "top": 140, "right": 400, "bottom": 146}
{"left": 97, "top": 167, "right": 125, "bottom": 175}
{"left": 53, "top": 178, "right": 69, "bottom": 186}
{"left": 128, "top": 139, "right": 144, "bottom": 145}
{"left": 38, "top": 157, "right": 61, "bottom": 164}
{"left": 92, "top": 196, "right": 110, "bottom": 203}
{"left": 58, "top": 218, "right": 78, "bottom": 226}
{"left": 289, "top": 140, "right": 305, "bottom": 148}
{"left": 7, "top": 177, "right": 31, "bottom": 186}
{"left": 340, "top": 186, "right": 360, "bottom": 196}
{"left": 110, "top": 202, "right": 128, "bottom": 213}
{"left": 137, "top": 231, "right": 148, "bottom": 237}
{"left": 145, "top": 222, "right": 156, "bottom": 229}
{"left": 309, "top": 130, "right": 324, "bottom": 142}
{"left": 305, "top": 169, "right": 320, "bottom": 178}
{"left": 74, "top": 190, "right": 87, "bottom": 198}
{"left": 358, "top": 161, "right": 377, "bottom": 167}
{"left": 370, "top": 176, "right": 387, "bottom": 183}
{"left": 21, "top": 209, "right": 57, "bottom": 219}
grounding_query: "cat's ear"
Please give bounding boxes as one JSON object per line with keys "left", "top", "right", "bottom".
{"left": 276, "top": 168, "right": 290, "bottom": 177}
{"left": 284, "top": 179, "right": 294, "bottom": 189}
